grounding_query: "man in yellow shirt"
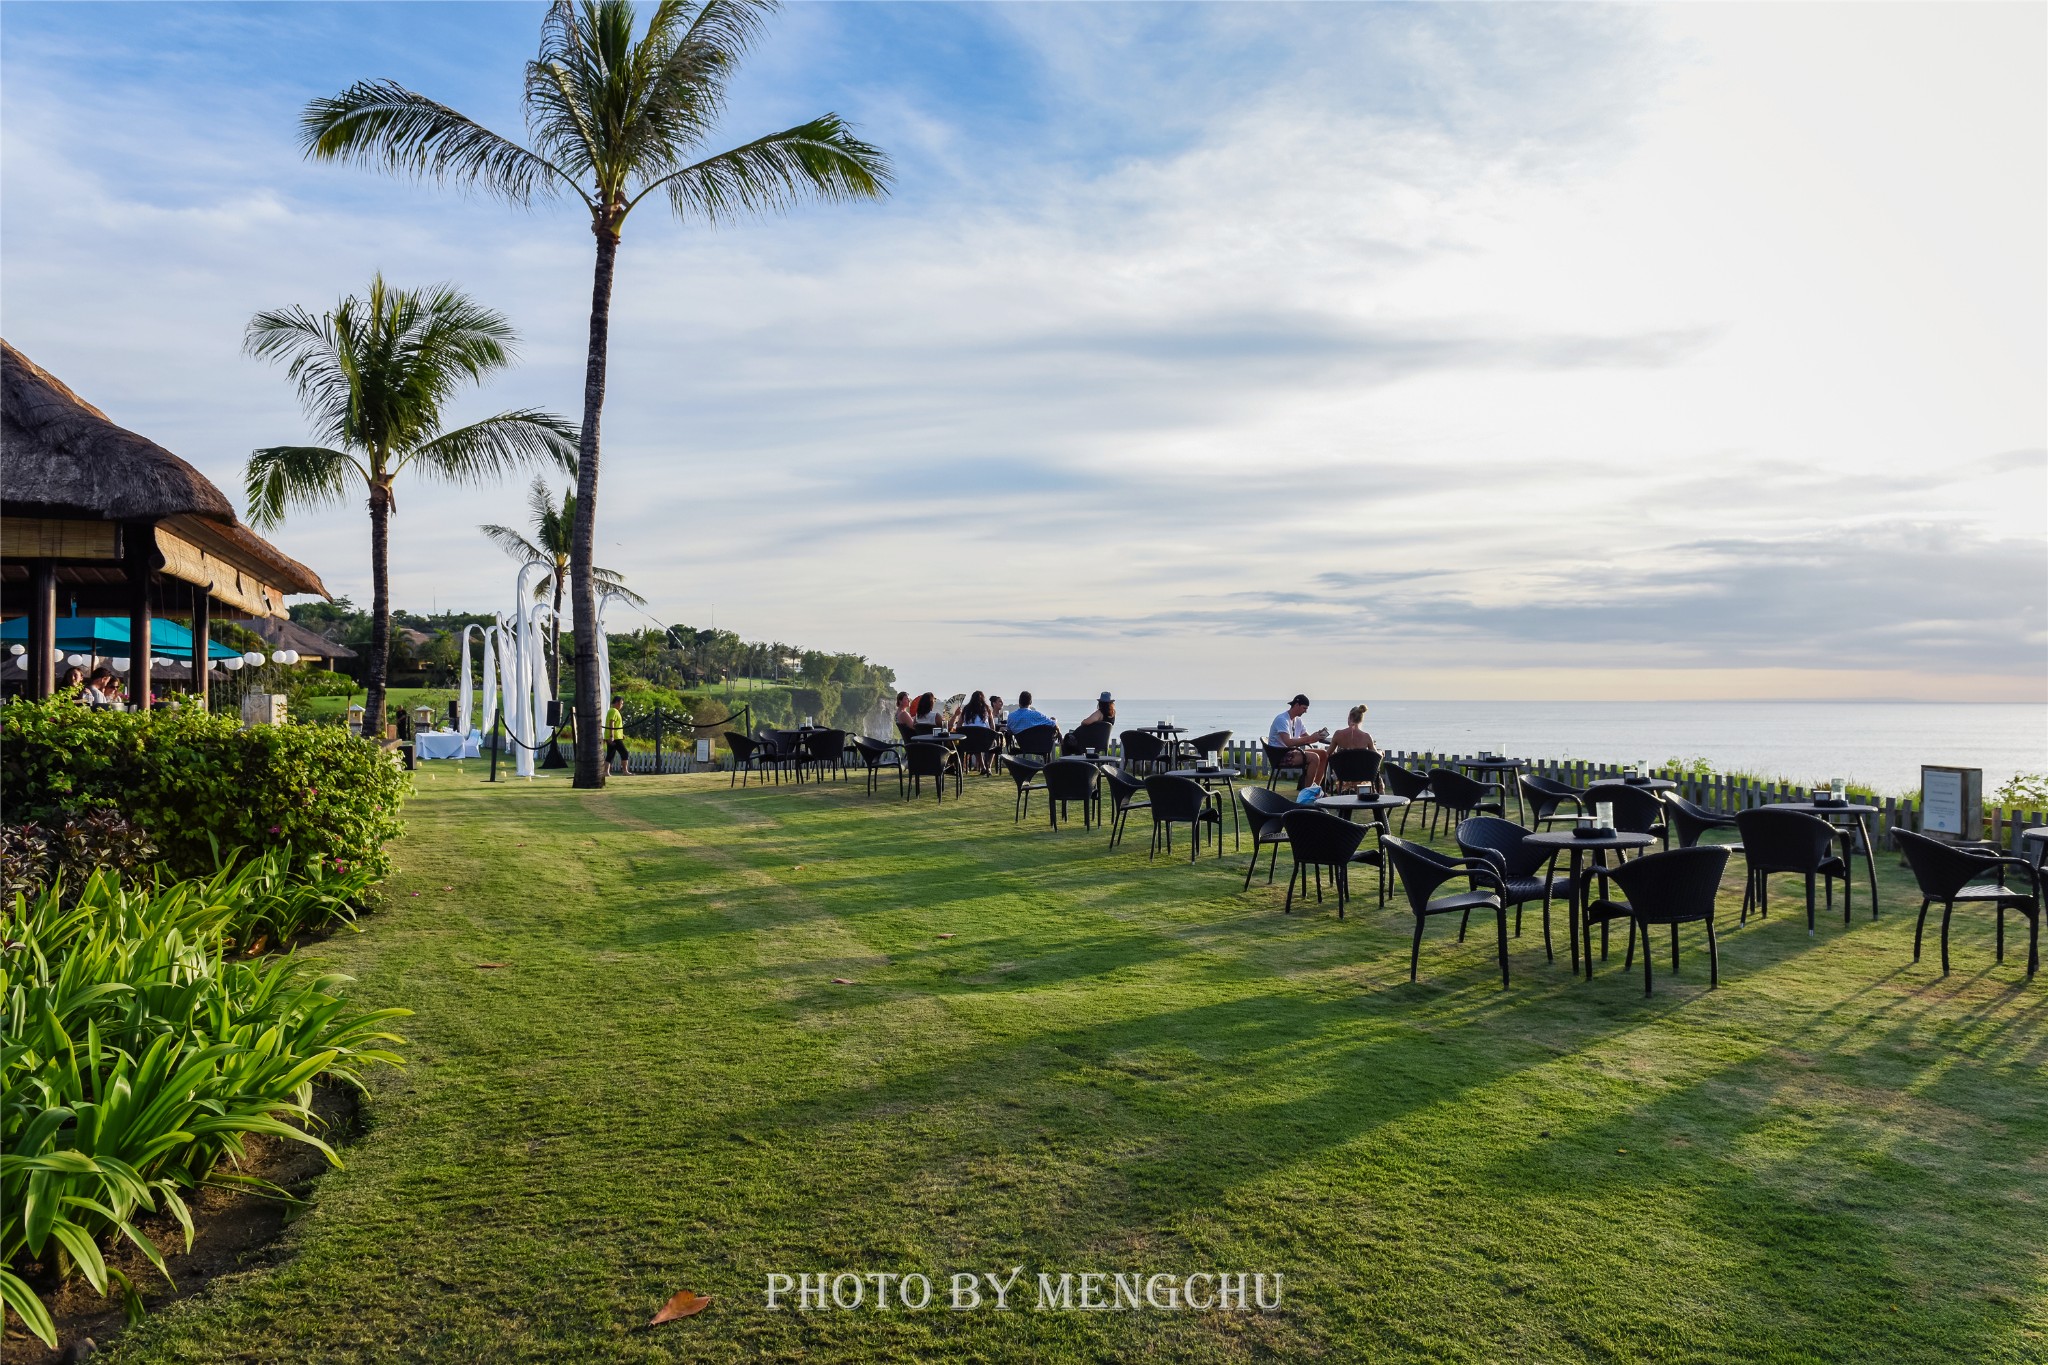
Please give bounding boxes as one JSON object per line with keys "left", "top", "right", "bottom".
{"left": 605, "top": 702, "right": 631, "bottom": 775}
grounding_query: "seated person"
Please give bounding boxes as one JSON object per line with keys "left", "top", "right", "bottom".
{"left": 1080, "top": 691, "right": 1116, "bottom": 727}
{"left": 1004, "top": 690, "right": 1055, "bottom": 737}
{"left": 1268, "top": 693, "right": 1330, "bottom": 785}
{"left": 893, "top": 691, "right": 916, "bottom": 737}
{"left": 912, "top": 691, "right": 941, "bottom": 730}
{"left": 988, "top": 695, "right": 1008, "bottom": 729}
{"left": 1331, "top": 705, "right": 1375, "bottom": 750}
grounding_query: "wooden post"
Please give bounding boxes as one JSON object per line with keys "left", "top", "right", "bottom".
{"left": 191, "top": 581, "right": 211, "bottom": 711}
{"left": 125, "top": 522, "right": 152, "bottom": 710}
{"left": 27, "top": 559, "right": 56, "bottom": 699}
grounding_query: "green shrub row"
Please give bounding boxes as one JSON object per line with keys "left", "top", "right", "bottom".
{"left": 0, "top": 859, "right": 409, "bottom": 1347}
{"left": 2, "top": 697, "right": 410, "bottom": 881}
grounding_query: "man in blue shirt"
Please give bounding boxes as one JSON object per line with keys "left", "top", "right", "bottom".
{"left": 1268, "top": 693, "right": 1330, "bottom": 786}
{"left": 1005, "top": 690, "right": 1055, "bottom": 735}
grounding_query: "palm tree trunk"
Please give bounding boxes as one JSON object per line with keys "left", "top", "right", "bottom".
{"left": 364, "top": 481, "right": 392, "bottom": 739}
{"left": 570, "top": 225, "right": 619, "bottom": 789}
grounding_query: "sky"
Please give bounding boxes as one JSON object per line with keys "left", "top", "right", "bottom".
{"left": 2, "top": 2, "right": 2043, "bottom": 703}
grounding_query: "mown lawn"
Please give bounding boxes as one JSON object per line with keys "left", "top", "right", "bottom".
{"left": 107, "top": 765, "right": 2047, "bottom": 1363}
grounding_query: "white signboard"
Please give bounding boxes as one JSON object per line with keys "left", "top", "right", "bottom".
{"left": 1920, "top": 766, "right": 1980, "bottom": 837}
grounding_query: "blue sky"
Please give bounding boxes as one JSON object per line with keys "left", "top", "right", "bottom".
{"left": 3, "top": 2, "right": 2043, "bottom": 701}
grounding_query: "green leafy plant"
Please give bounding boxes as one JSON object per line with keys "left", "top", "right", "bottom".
{"left": 2, "top": 697, "right": 410, "bottom": 880}
{"left": 1992, "top": 771, "right": 2048, "bottom": 809}
{"left": 0, "top": 868, "right": 408, "bottom": 1345}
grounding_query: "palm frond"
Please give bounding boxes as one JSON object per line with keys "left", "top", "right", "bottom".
{"left": 592, "top": 569, "right": 649, "bottom": 607}
{"left": 302, "top": 79, "right": 584, "bottom": 206}
{"left": 641, "top": 114, "right": 890, "bottom": 223}
{"left": 479, "top": 523, "right": 548, "bottom": 565}
{"left": 397, "top": 409, "right": 579, "bottom": 485}
{"left": 244, "top": 446, "right": 363, "bottom": 529}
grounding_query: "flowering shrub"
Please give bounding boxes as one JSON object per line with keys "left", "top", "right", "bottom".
{"left": 1, "top": 697, "right": 409, "bottom": 879}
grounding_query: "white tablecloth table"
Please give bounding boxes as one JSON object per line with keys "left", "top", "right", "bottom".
{"left": 415, "top": 730, "right": 479, "bottom": 761}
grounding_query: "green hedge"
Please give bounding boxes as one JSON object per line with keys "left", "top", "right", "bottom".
{"left": 1, "top": 697, "right": 410, "bottom": 880}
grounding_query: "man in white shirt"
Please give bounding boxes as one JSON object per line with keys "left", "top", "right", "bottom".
{"left": 1268, "top": 693, "right": 1330, "bottom": 785}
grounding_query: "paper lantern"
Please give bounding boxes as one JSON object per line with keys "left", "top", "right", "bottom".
{"left": 151, "top": 657, "right": 169, "bottom": 668}
{"left": 242, "top": 651, "right": 265, "bottom": 667}
{"left": 111, "top": 657, "right": 130, "bottom": 672}
{"left": 65, "top": 653, "right": 87, "bottom": 668}
{"left": 7, "top": 643, "right": 22, "bottom": 656}
{"left": 52, "top": 648, "right": 65, "bottom": 662}
{"left": 222, "top": 657, "right": 243, "bottom": 671}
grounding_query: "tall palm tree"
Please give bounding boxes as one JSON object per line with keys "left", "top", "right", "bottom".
{"left": 481, "top": 475, "right": 646, "bottom": 697}
{"left": 245, "top": 276, "right": 577, "bottom": 737}
{"left": 301, "top": 0, "right": 891, "bottom": 788}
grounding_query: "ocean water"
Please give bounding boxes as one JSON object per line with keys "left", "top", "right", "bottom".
{"left": 1032, "top": 699, "right": 2047, "bottom": 797}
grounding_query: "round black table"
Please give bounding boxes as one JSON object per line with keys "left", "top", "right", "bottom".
{"left": 1767, "top": 801, "right": 1881, "bottom": 914}
{"left": 1314, "top": 793, "right": 1410, "bottom": 824}
{"left": 2022, "top": 827, "right": 2048, "bottom": 872}
{"left": 1525, "top": 829, "right": 1657, "bottom": 978}
{"left": 1591, "top": 776, "right": 1678, "bottom": 793}
{"left": 1167, "top": 766, "right": 1244, "bottom": 847}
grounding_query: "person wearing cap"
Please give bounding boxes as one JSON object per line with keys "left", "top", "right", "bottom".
{"left": 1080, "top": 691, "right": 1117, "bottom": 727}
{"left": 1268, "top": 694, "right": 1331, "bottom": 785}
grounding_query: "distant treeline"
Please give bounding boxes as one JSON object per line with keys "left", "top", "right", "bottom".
{"left": 284, "top": 602, "right": 896, "bottom": 731}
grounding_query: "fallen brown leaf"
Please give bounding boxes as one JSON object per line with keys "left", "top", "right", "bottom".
{"left": 476, "top": 962, "right": 509, "bottom": 970}
{"left": 650, "top": 1290, "right": 712, "bottom": 1325}
{"left": 831, "top": 978, "right": 855, "bottom": 985}
{"left": 937, "top": 933, "right": 955, "bottom": 939}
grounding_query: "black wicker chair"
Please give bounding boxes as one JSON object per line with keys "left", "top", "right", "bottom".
{"left": 903, "top": 740, "right": 961, "bottom": 802}
{"left": 1427, "top": 768, "right": 1504, "bottom": 836}
{"left": 1734, "top": 808, "right": 1852, "bottom": 930}
{"left": 1280, "top": 808, "right": 1370, "bottom": 916}
{"left": 1263, "top": 743, "right": 1306, "bottom": 791}
{"left": 1585, "top": 782, "right": 1669, "bottom": 852}
{"left": 1143, "top": 774, "right": 1217, "bottom": 862}
{"left": 1326, "top": 748, "right": 1382, "bottom": 795}
{"left": 1119, "top": 729, "right": 1172, "bottom": 774}
{"left": 957, "top": 726, "right": 1001, "bottom": 775}
{"left": 1381, "top": 763, "right": 1434, "bottom": 834}
{"left": 1103, "top": 766, "right": 1151, "bottom": 850}
{"left": 1382, "top": 837, "right": 1512, "bottom": 989}
{"left": 1010, "top": 725, "right": 1059, "bottom": 761}
{"left": 851, "top": 737, "right": 903, "bottom": 796}
{"left": 1000, "top": 754, "right": 1048, "bottom": 823}
{"left": 1063, "top": 720, "right": 1113, "bottom": 757}
{"left": 1237, "top": 786, "right": 1295, "bottom": 890}
{"left": 724, "top": 732, "right": 768, "bottom": 788}
{"left": 1895, "top": 828, "right": 2040, "bottom": 976}
{"left": 800, "top": 729, "right": 848, "bottom": 783}
{"left": 1582, "top": 845, "right": 1732, "bottom": 995}
{"left": 1663, "top": 793, "right": 1739, "bottom": 849}
{"left": 1519, "top": 773, "right": 1586, "bottom": 828}
{"left": 1187, "top": 730, "right": 1232, "bottom": 762}
{"left": 1040, "top": 758, "right": 1103, "bottom": 831}
{"left": 1456, "top": 816, "right": 1565, "bottom": 962}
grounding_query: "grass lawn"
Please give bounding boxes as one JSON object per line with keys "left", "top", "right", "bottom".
{"left": 300, "top": 687, "right": 453, "bottom": 721}
{"left": 105, "top": 766, "right": 2046, "bottom": 1363}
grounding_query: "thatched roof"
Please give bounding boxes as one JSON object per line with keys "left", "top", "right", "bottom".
{"left": 1, "top": 339, "right": 238, "bottom": 523}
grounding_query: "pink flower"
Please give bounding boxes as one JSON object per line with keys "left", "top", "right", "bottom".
{"left": 269, "top": 825, "right": 281, "bottom": 834}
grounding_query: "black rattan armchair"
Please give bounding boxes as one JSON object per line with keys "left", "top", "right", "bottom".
{"left": 1143, "top": 774, "right": 1217, "bottom": 862}
{"left": 957, "top": 726, "right": 1000, "bottom": 775}
{"left": 1280, "top": 808, "right": 1370, "bottom": 916}
{"left": 904, "top": 740, "right": 961, "bottom": 802}
{"left": 1000, "top": 754, "right": 1047, "bottom": 823}
{"left": 851, "top": 737, "right": 903, "bottom": 797}
{"left": 1382, "top": 837, "right": 1512, "bottom": 989}
{"left": 1063, "top": 720, "right": 1113, "bottom": 756}
{"left": 1734, "top": 808, "right": 1851, "bottom": 930}
{"left": 1010, "top": 725, "right": 1059, "bottom": 761}
{"left": 1119, "top": 729, "right": 1172, "bottom": 774}
{"left": 1428, "top": 768, "right": 1504, "bottom": 836}
{"left": 724, "top": 732, "right": 767, "bottom": 788}
{"left": 1103, "top": 766, "right": 1151, "bottom": 850}
{"left": 1895, "top": 828, "right": 2040, "bottom": 977}
{"left": 1187, "top": 730, "right": 1233, "bottom": 762}
{"left": 1041, "top": 758, "right": 1103, "bottom": 831}
{"left": 1326, "top": 748, "right": 1383, "bottom": 795}
{"left": 1381, "top": 763, "right": 1434, "bottom": 834}
{"left": 1663, "top": 793, "right": 1739, "bottom": 849}
{"left": 1585, "top": 782, "right": 1669, "bottom": 851}
{"left": 1519, "top": 773, "right": 1586, "bottom": 828}
{"left": 1455, "top": 816, "right": 1565, "bottom": 962}
{"left": 1238, "top": 786, "right": 1295, "bottom": 890}
{"left": 1590, "top": 845, "right": 1732, "bottom": 995}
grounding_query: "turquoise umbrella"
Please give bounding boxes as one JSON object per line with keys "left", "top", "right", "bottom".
{"left": 0, "top": 616, "right": 243, "bottom": 661}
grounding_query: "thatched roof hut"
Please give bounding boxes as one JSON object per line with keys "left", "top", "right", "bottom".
{"left": 2, "top": 338, "right": 333, "bottom": 702}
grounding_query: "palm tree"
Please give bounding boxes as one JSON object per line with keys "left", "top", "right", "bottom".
{"left": 481, "top": 475, "right": 646, "bottom": 698}
{"left": 245, "top": 276, "right": 577, "bottom": 737}
{"left": 301, "top": 0, "right": 891, "bottom": 788}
